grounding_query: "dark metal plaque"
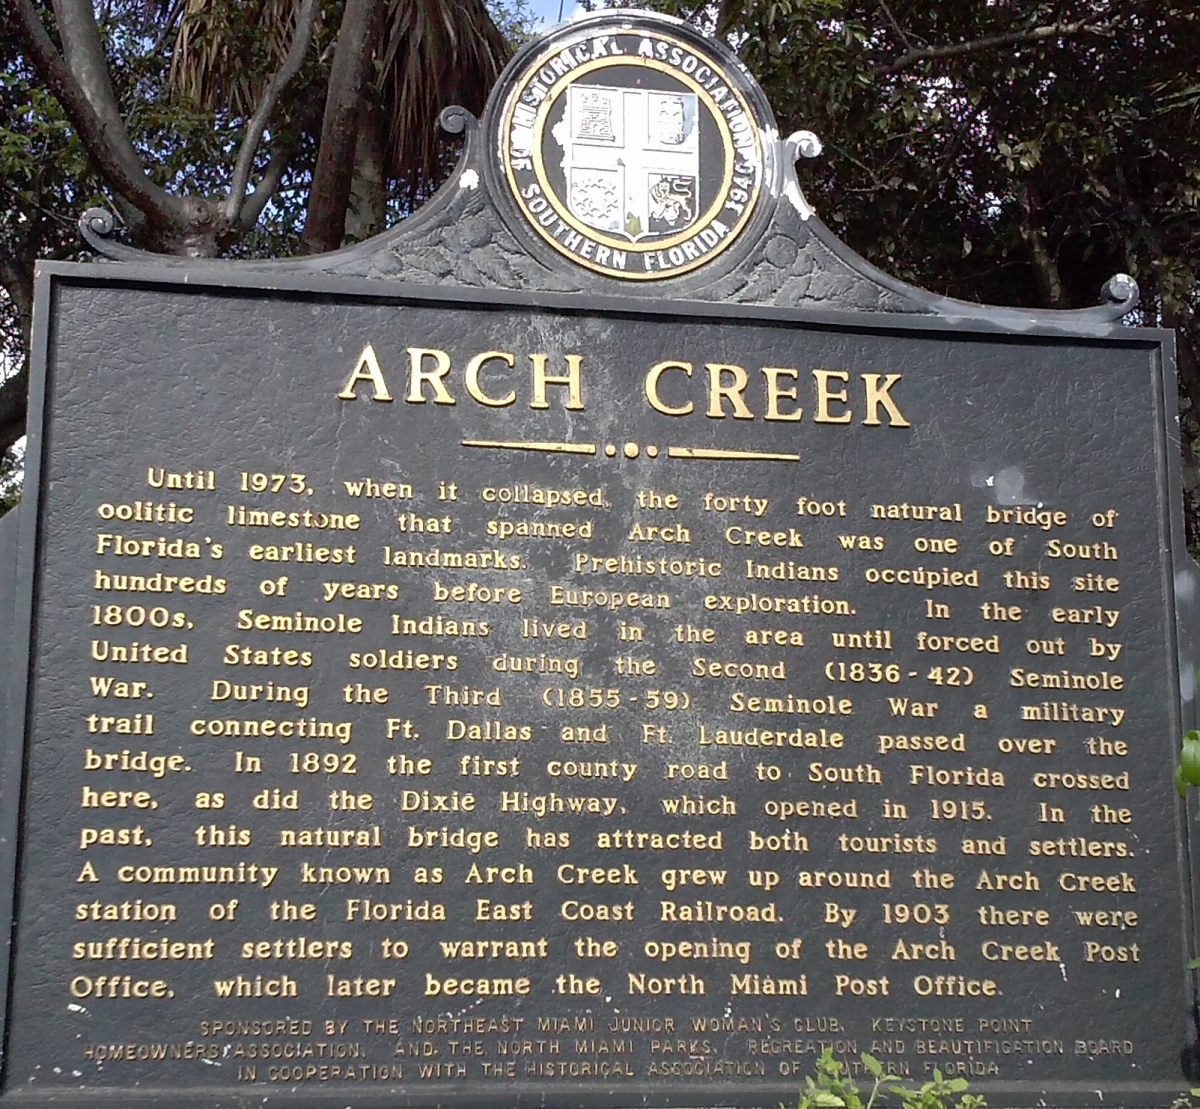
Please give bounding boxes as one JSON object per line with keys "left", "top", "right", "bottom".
{"left": 8, "top": 9, "right": 1196, "bottom": 1107}
{"left": 3, "top": 267, "right": 1191, "bottom": 1109}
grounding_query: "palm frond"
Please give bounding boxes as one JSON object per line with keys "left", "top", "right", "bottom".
{"left": 167, "top": 0, "right": 303, "bottom": 114}
{"left": 377, "top": 0, "right": 509, "bottom": 199}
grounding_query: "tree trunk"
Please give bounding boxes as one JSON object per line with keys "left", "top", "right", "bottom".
{"left": 302, "top": 0, "right": 379, "bottom": 253}
{"left": 345, "top": 98, "right": 387, "bottom": 243}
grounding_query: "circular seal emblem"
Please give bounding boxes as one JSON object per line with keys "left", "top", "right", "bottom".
{"left": 490, "top": 12, "right": 775, "bottom": 280}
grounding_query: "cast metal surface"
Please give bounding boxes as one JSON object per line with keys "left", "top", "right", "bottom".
{"left": 3, "top": 10, "right": 1191, "bottom": 1109}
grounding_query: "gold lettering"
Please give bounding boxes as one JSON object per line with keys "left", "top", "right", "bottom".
{"left": 862, "top": 373, "right": 910, "bottom": 427}
{"left": 705, "top": 364, "right": 753, "bottom": 420}
{"left": 530, "top": 353, "right": 584, "bottom": 410}
{"left": 645, "top": 361, "right": 694, "bottom": 416}
{"left": 813, "top": 370, "right": 851, "bottom": 423}
{"left": 464, "top": 351, "right": 517, "bottom": 407}
{"left": 406, "top": 348, "right": 455, "bottom": 405}
{"left": 762, "top": 367, "right": 803, "bottom": 422}
{"left": 338, "top": 343, "right": 392, "bottom": 401}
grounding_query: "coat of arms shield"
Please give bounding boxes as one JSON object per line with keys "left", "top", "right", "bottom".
{"left": 554, "top": 84, "right": 700, "bottom": 241}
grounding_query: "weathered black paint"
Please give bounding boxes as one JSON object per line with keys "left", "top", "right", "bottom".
{"left": 1, "top": 266, "right": 1192, "bottom": 1108}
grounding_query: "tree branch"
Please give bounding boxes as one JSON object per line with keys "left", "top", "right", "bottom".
{"left": 223, "top": 0, "right": 320, "bottom": 223}
{"left": 0, "top": 253, "right": 34, "bottom": 352}
{"left": 51, "top": 0, "right": 144, "bottom": 176}
{"left": 237, "top": 140, "right": 296, "bottom": 230}
{"left": 716, "top": 0, "right": 739, "bottom": 39}
{"left": 898, "top": 100, "right": 980, "bottom": 240}
{"left": 1115, "top": 163, "right": 1200, "bottom": 422}
{"left": 8, "top": 0, "right": 179, "bottom": 220}
{"left": 0, "top": 370, "right": 28, "bottom": 457}
{"left": 1014, "top": 182, "right": 1065, "bottom": 307}
{"left": 878, "top": 16, "right": 1119, "bottom": 75}
{"left": 0, "top": 239, "right": 36, "bottom": 452}
{"left": 876, "top": 0, "right": 914, "bottom": 53}
{"left": 1174, "top": 319, "right": 1200, "bottom": 443}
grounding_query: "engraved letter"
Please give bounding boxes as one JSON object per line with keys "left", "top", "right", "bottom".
{"left": 706, "top": 363, "right": 753, "bottom": 419}
{"left": 406, "top": 348, "right": 456, "bottom": 405}
{"left": 762, "top": 367, "right": 804, "bottom": 422}
{"left": 645, "top": 361, "right": 694, "bottom": 416}
{"left": 465, "top": 351, "right": 517, "bottom": 407}
{"left": 862, "top": 373, "right": 910, "bottom": 427}
{"left": 530, "top": 353, "right": 585, "bottom": 410}
{"left": 338, "top": 343, "right": 393, "bottom": 401}
{"left": 813, "top": 369, "right": 852, "bottom": 424}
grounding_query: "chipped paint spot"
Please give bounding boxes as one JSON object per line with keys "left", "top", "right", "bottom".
{"left": 1176, "top": 568, "right": 1197, "bottom": 605}
{"left": 459, "top": 169, "right": 479, "bottom": 191}
{"left": 782, "top": 173, "right": 814, "bottom": 220}
{"left": 994, "top": 467, "right": 1031, "bottom": 505}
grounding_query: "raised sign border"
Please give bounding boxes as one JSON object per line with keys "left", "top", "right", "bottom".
{"left": 3, "top": 257, "right": 1194, "bottom": 1108}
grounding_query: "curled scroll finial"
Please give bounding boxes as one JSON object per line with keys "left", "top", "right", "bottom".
{"left": 1101, "top": 273, "right": 1139, "bottom": 314}
{"left": 78, "top": 207, "right": 159, "bottom": 263}
{"left": 787, "top": 131, "right": 823, "bottom": 160}
{"left": 79, "top": 207, "right": 117, "bottom": 253}
{"left": 780, "top": 132, "right": 822, "bottom": 221}
{"left": 438, "top": 106, "right": 477, "bottom": 138}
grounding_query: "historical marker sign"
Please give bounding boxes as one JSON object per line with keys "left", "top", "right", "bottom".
{"left": 4, "top": 10, "right": 1196, "bottom": 1108}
